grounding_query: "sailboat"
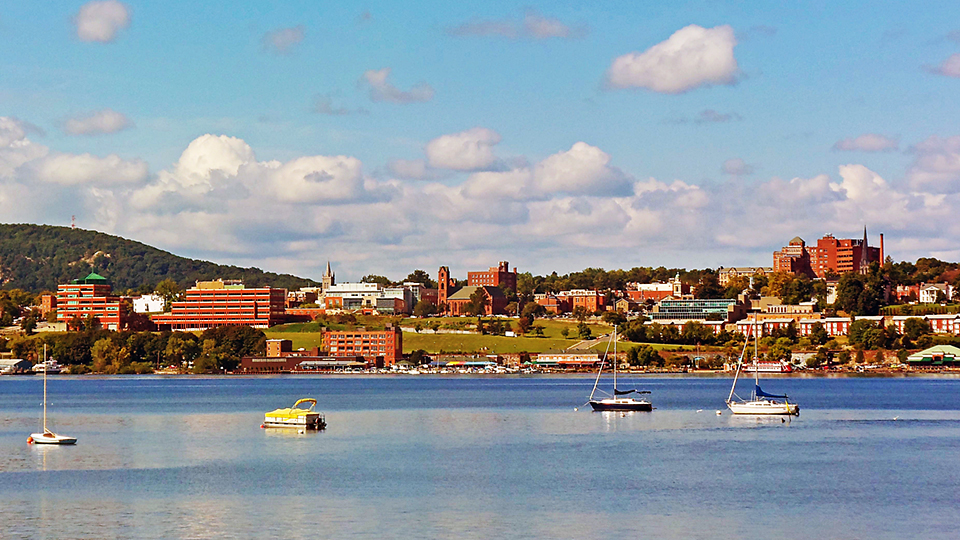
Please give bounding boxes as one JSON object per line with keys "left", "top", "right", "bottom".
{"left": 588, "top": 325, "right": 652, "bottom": 411}
{"left": 27, "top": 345, "right": 77, "bottom": 445}
{"left": 726, "top": 316, "right": 799, "bottom": 416}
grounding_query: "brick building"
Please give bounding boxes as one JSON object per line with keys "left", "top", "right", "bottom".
{"left": 151, "top": 279, "right": 286, "bottom": 331}
{"left": 445, "top": 286, "right": 508, "bottom": 316}
{"left": 55, "top": 272, "right": 129, "bottom": 330}
{"left": 324, "top": 325, "right": 402, "bottom": 367}
{"left": 467, "top": 261, "right": 518, "bottom": 290}
{"left": 775, "top": 229, "right": 883, "bottom": 278}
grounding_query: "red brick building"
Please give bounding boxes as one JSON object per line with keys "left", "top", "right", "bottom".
{"left": 467, "top": 261, "right": 518, "bottom": 290}
{"left": 56, "top": 273, "right": 129, "bottom": 330}
{"left": 445, "top": 286, "right": 508, "bottom": 316}
{"left": 774, "top": 229, "right": 883, "bottom": 278}
{"left": 151, "top": 279, "right": 286, "bottom": 331}
{"left": 324, "top": 325, "right": 402, "bottom": 367}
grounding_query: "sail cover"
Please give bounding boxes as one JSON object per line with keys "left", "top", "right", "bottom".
{"left": 614, "top": 389, "right": 636, "bottom": 395}
{"left": 755, "top": 385, "right": 787, "bottom": 399}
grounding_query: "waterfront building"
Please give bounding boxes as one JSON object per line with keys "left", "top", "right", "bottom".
{"left": 649, "top": 298, "right": 744, "bottom": 323}
{"left": 55, "top": 272, "right": 129, "bottom": 330}
{"left": 906, "top": 345, "right": 960, "bottom": 367}
{"left": 324, "top": 325, "right": 402, "bottom": 367}
{"left": 151, "top": 279, "right": 286, "bottom": 331}
{"left": 240, "top": 339, "right": 365, "bottom": 373}
{"left": 533, "top": 350, "right": 601, "bottom": 369}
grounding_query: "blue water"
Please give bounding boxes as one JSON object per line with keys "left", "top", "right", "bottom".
{"left": 1, "top": 375, "right": 959, "bottom": 539}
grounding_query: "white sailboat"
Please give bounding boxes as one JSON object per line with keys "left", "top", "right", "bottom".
{"left": 588, "top": 325, "right": 652, "bottom": 412}
{"left": 28, "top": 345, "right": 77, "bottom": 445}
{"left": 726, "top": 316, "right": 799, "bottom": 416}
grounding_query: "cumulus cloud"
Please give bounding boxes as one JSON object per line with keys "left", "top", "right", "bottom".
{"left": 0, "top": 117, "right": 28, "bottom": 148}
{"left": 24, "top": 153, "right": 147, "bottom": 186}
{"left": 606, "top": 24, "right": 739, "bottom": 93}
{"left": 534, "top": 142, "right": 632, "bottom": 196}
{"left": 63, "top": 109, "right": 133, "bottom": 135}
{"left": 448, "top": 10, "right": 585, "bottom": 40}
{"left": 262, "top": 25, "right": 304, "bottom": 55}
{"left": 722, "top": 158, "right": 754, "bottom": 175}
{"left": 833, "top": 133, "right": 899, "bottom": 152}
{"left": 361, "top": 68, "right": 434, "bottom": 104}
{"left": 425, "top": 127, "right": 502, "bottom": 171}
{"left": 908, "top": 135, "right": 960, "bottom": 192}
{"left": 927, "top": 53, "right": 960, "bottom": 78}
{"left": 74, "top": 1, "right": 130, "bottom": 43}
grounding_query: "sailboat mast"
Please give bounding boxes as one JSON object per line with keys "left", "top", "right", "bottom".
{"left": 42, "top": 344, "right": 47, "bottom": 432}
{"left": 589, "top": 330, "right": 612, "bottom": 401}
{"left": 612, "top": 325, "right": 617, "bottom": 394}
{"left": 753, "top": 314, "right": 760, "bottom": 399}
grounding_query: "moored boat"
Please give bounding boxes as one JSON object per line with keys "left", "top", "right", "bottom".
{"left": 28, "top": 345, "right": 77, "bottom": 445}
{"left": 726, "top": 316, "right": 799, "bottom": 416}
{"left": 588, "top": 325, "right": 652, "bottom": 412}
{"left": 263, "top": 398, "right": 326, "bottom": 429}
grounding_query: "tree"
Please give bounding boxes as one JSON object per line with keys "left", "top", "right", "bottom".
{"left": 408, "top": 349, "right": 430, "bottom": 365}
{"left": 809, "top": 322, "right": 828, "bottom": 346}
{"left": 82, "top": 314, "right": 101, "bottom": 332}
{"left": 361, "top": 275, "right": 393, "bottom": 287}
{"left": 155, "top": 278, "right": 183, "bottom": 312}
{"left": 465, "top": 288, "right": 490, "bottom": 317}
{"left": 560, "top": 327, "right": 570, "bottom": 339}
{"left": 531, "top": 325, "right": 545, "bottom": 337}
{"left": 404, "top": 270, "right": 436, "bottom": 289}
{"left": 873, "top": 349, "right": 886, "bottom": 365}
{"left": 601, "top": 310, "right": 626, "bottom": 326}
{"left": 516, "top": 316, "right": 532, "bottom": 335}
{"left": 521, "top": 302, "right": 545, "bottom": 319}
{"left": 855, "top": 349, "right": 865, "bottom": 364}
{"left": 504, "top": 302, "right": 519, "bottom": 316}
{"left": 694, "top": 271, "right": 723, "bottom": 299}
{"left": 903, "top": 317, "right": 931, "bottom": 340}
{"left": 165, "top": 334, "right": 200, "bottom": 372}
{"left": 573, "top": 306, "right": 589, "bottom": 322}
{"left": 413, "top": 300, "right": 437, "bottom": 318}
{"left": 577, "top": 322, "right": 592, "bottom": 340}
{"left": 20, "top": 315, "right": 37, "bottom": 335}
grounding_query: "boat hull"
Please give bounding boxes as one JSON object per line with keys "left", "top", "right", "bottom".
{"left": 30, "top": 432, "right": 77, "bottom": 445}
{"left": 263, "top": 414, "right": 326, "bottom": 429}
{"left": 727, "top": 400, "right": 799, "bottom": 416}
{"left": 589, "top": 399, "right": 653, "bottom": 412}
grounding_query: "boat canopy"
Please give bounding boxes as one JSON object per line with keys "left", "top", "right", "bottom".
{"left": 755, "top": 385, "right": 787, "bottom": 399}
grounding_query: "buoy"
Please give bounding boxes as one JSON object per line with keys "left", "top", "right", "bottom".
{"left": 27, "top": 436, "right": 33, "bottom": 444}
{"left": 573, "top": 407, "right": 578, "bottom": 411}
{"left": 696, "top": 409, "right": 703, "bottom": 413}
{"left": 260, "top": 424, "right": 265, "bottom": 429}
{"left": 716, "top": 410, "right": 722, "bottom": 416}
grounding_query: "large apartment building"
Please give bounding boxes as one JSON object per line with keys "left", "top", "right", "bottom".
{"left": 773, "top": 229, "right": 884, "bottom": 278}
{"left": 324, "top": 325, "right": 402, "bottom": 367}
{"left": 151, "top": 279, "right": 286, "bottom": 331}
{"left": 467, "top": 261, "right": 518, "bottom": 290}
{"left": 55, "top": 272, "right": 129, "bottom": 330}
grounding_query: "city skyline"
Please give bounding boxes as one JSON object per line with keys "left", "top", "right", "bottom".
{"left": 2, "top": 1, "right": 960, "bottom": 281}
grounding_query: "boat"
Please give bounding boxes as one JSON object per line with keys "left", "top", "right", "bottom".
{"left": 262, "top": 398, "right": 327, "bottom": 429}
{"left": 726, "top": 316, "right": 799, "bottom": 416}
{"left": 28, "top": 346, "right": 77, "bottom": 445}
{"left": 588, "top": 325, "right": 652, "bottom": 412}
{"left": 32, "top": 359, "right": 63, "bottom": 374}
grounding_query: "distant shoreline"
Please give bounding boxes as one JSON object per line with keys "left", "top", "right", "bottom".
{"left": 4, "top": 371, "right": 959, "bottom": 379}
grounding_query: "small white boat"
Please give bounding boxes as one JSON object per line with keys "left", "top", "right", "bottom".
{"left": 28, "top": 346, "right": 77, "bottom": 445}
{"left": 262, "top": 398, "right": 326, "bottom": 430}
{"left": 726, "top": 316, "right": 799, "bottom": 416}
{"left": 32, "top": 360, "right": 62, "bottom": 374}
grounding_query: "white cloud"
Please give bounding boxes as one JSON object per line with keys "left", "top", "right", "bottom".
{"left": 63, "top": 109, "right": 133, "bottom": 135}
{"left": 74, "top": 1, "right": 130, "bottom": 43}
{"left": 721, "top": 158, "right": 754, "bottom": 175}
{"left": 389, "top": 159, "right": 432, "bottom": 180}
{"left": 928, "top": 53, "right": 960, "bottom": 78}
{"left": 425, "top": 127, "right": 501, "bottom": 171}
{"left": 908, "top": 135, "right": 960, "bottom": 192}
{"left": 24, "top": 153, "right": 147, "bottom": 186}
{"left": 262, "top": 25, "right": 304, "bottom": 55}
{"left": 833, "top": 133, "right": 899, "bottom": 152}
{"left": 361, "top": 68, "right": 434, "bottom": 104}
{"left": 448, "top": 10, "right": 585, "bottom": 40}
{"left": 266, "top": 155, "right": 367, "bottom": 203}
{"left": 313, "top": 95, "right": 366, "bottom": 116}
{"left": 534, "top": 142, "right": 632, "bottom": 196}
{"left": 606, "top": 24, "right": 739, "bottom": 93}
{"left": 462, "top": 169, "right": 534, "bottom": 200}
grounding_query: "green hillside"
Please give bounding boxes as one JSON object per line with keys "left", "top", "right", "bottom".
{"left": 0, "top": 223, "right": 318, "bottom": 293}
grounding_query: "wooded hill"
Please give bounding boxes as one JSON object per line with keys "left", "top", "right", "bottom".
{"left": 0, "top": 223, "right": 317, "bottom": 293}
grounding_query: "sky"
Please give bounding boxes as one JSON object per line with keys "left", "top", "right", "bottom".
{"left": 2, "top": 1, "right": 960, "bottom": 282}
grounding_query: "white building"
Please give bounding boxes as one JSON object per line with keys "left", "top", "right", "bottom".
{"left": 133, "top": 294, "right": 165, "bottom": 313}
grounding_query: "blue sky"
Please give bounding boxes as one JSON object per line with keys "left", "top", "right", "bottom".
{"left": 2, "top": 1, "right": 960, "bottom": 282}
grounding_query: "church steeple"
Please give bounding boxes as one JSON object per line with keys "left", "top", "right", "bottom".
{"left": 859, "top": 226, "right": 870, "bottom": 274}
{"left": 322, "top": 261, "right": 335, "bottom": 291}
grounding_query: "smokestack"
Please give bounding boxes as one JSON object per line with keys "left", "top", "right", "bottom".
{"left": 880, "top": 233, "right": 884, "bottom": 265}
